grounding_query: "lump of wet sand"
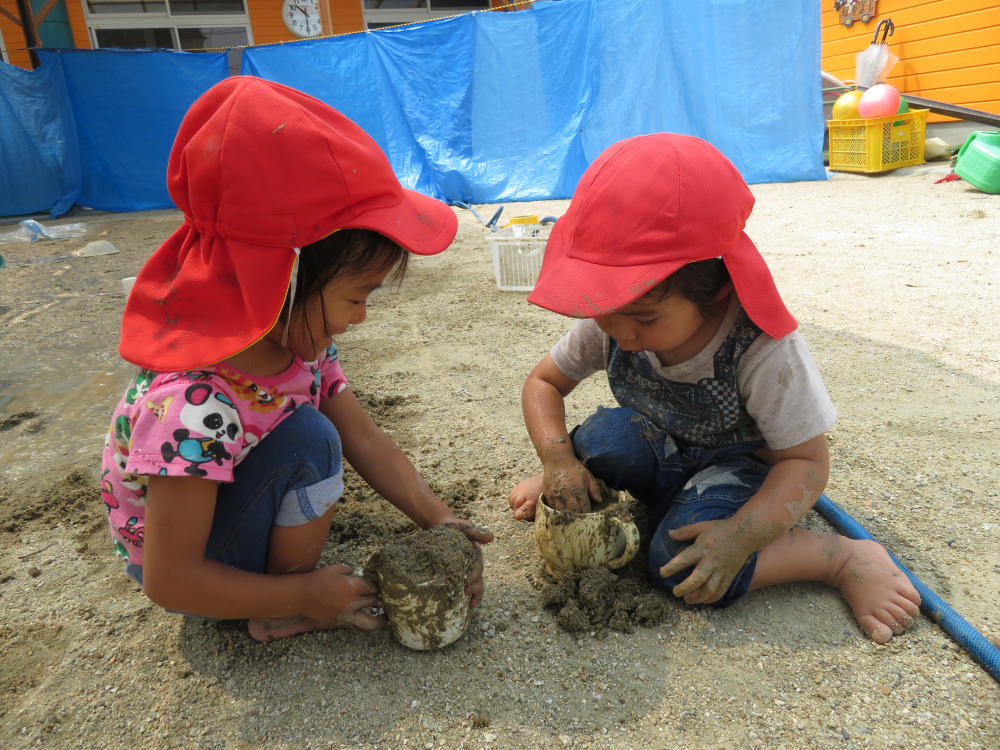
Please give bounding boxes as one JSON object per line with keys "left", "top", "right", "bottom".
{"left": 542, "top": 567, "right": 672, "bottom": 635}
{"left": 365, "top": 526, "right": 475, "bottom": 651}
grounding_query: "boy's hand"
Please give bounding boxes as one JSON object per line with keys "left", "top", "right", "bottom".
{"left": 305, "top": 564, "right": 387, "bottom": 631}
{"left": 542, "top": 454, "right": 603, "bottom": 514}
{"left": 433, "top": 518, "right": 494, "bottom": 609}
{"left": 658, "top": 520, "right": 754, "bottom": 605}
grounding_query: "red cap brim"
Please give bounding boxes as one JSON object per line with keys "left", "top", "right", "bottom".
{"left": 343, "top": 187, "right": 457, "bottom": 256}
{"left": 529, "top": 229, "right": 796, "bottom": 340}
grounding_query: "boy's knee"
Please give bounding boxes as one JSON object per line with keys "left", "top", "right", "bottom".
{"left": 647, "top": 522, "right": 690, "bottom": 588}
{"left": 571, "top": 406, "right": 646, "bottom": 466}
{"left": 646, "top": 521, "right": 757, "bottom": 608}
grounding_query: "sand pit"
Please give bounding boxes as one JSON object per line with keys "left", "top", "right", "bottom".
{"left": 1, "top": 173, "right": 999, "bottom": 749}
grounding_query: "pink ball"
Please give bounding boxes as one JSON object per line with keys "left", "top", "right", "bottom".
{"left": 858, "top": 84, "right": 901, "bottom": 119}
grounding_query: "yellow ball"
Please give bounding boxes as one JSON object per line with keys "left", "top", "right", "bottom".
{"left": 832, "top": 90, "right": 864, "bottom": 120}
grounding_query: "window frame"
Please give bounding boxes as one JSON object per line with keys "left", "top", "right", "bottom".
{"left": 81, "top": 0, "right": 253, "bottom": 51}
{"left": 362, "top": 0, "right": 491, "bottom": 30}
{"left": 81, "top": 0, "right": 249, "bottom": 19}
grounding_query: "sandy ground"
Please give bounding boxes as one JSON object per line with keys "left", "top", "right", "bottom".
{"left": 1, "top": 171, "right": 999, "bottom": 750}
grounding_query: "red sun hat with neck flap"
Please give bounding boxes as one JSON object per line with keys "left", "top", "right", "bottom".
{"left": 119, "top": 77, "right": 457, "bottom": 372}
{"left": 527, "top": 133, "right": 797, "bottom": 340}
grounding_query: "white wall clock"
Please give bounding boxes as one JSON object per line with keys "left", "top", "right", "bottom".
{"left": 282, "top": 0, "right": 323, "bottom": 38}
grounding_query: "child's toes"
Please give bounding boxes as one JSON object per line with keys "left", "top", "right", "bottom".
{"left": 858, "top": 614, "right": 894, "bottom": 644}
{"left": 884, "top": 603, "right": 915, "bottom": 634}
{"left": 897, "top": 590, "right": 921, "bottom": 614}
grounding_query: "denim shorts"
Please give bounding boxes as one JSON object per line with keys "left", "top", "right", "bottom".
{"left": 572, "top": 406, "right": 771, "bottom": 607}
{"left": 126, "top": 404, "right": 344, "bottom": 612}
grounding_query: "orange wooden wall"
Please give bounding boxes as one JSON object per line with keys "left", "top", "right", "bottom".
{"left": 0, "top": 0, "right": 91, "bottom": 69}
{"left": 248, "top": 0, "right": 363, "bottom": 46}
{"left": 822, "top": 0, "right": 1000, "bottom": 120}
{"left": 0, "top": 1, "right": 32, "bottom": 69}
{"left": 0, "top": 1, "right": 362, "bottom": 69}
{"left": 0, "top": 1, "right": 527, "bottom": 70}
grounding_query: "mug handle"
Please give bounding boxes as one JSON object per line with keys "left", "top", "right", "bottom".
{"left": 606, "top": 519, "right": 640, "bottom": 569}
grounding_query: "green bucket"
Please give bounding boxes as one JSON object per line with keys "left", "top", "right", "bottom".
{"left": 955, "top": 131, "right": 1000, "bottom": 194}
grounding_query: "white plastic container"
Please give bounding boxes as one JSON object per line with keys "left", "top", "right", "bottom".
{"left": 487, "top": 223, "right": 551, "bottom": 291}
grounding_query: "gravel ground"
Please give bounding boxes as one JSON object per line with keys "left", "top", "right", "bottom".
{"left": 1, "top": 170, "right": 999, "bottom": 750}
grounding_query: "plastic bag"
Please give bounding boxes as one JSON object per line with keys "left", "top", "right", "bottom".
{"left": 0, "top": 219, "right": 87, "bottom": 244}
{"left": 856, "top": 46, "right": 898, "bottom": 88}
{"left": 856, "top": 19, "right": 897, "bottom": 88}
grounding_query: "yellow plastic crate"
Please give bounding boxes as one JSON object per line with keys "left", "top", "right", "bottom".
{"left": 828, "top": 109, "right": 929, "bottom": 173}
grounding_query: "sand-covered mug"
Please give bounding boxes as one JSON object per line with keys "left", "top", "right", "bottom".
{"left": 534, "top": 483, "right": 640, "bottom": 579}
{"left": 365, "top": 527, "right": 474, "bottom": 650}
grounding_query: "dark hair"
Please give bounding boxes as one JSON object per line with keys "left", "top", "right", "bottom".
{"left": 284, "top": 228, "right": 409, "bottom": 347}
{"left": 645, "top": 258, "right": 731, "bottom": 318}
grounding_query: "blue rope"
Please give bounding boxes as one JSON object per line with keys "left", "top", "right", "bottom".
{"left": 814, "top": 494, "right": 1000, "bottom": 684}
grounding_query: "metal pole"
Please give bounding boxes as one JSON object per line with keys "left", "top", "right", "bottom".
{"left": 13, "top": 0, "right": 40, "bottom": 69}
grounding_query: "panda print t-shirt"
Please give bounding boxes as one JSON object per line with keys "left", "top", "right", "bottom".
{"left": 99, "top": 344, "right": 348, "bottom": 566}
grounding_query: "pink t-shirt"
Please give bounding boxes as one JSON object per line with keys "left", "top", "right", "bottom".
{"left": 100, "top": 345, "right": 348, "bottom": 565}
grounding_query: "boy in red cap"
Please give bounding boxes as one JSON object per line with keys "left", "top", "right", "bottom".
{"left": 509, "top": 134, "right": 919, "bottom": 644}
{"left": 101, "top": 78, "right": 491, "bottom": 641}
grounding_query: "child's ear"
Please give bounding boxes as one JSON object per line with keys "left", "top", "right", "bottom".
{"left": 711, "top": 282, "right": 734, "bottom": 302}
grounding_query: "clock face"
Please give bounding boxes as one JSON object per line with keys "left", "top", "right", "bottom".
{"left": 282, "top": 0, "right": 322, "bottom": 38}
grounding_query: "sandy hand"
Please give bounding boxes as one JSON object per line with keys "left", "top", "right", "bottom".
{"left": 436, "top": 519, "right": 494, "bottom": 609}
{"left": 659, "top": 520, "right": 754, "bottom": 604}
{"left": 248, "top": 566, "right": 385, "bottom": 643}
{"left": 308, "top": 564, "right": 386, "bottom": 630}
{"left": 541, "top": 454, "right": 602, "bottom": 514}
{"left": 833, "top": 539, "right": 920, "bottom": 644}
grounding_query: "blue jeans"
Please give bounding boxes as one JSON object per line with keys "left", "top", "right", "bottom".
{"left": 126, "top": 405, "right": 344, "bottom": 599}
{"left": 572, "top": 406, "right": 771, "bottom": 607}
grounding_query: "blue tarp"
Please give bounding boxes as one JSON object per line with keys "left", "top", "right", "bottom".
{"left": 1, "top": 0, "right": 824, "bottom": 217}
{"left": 37, "top": 49, "right": 229, "bottom": 212}
{"left": 0, "top": 56, "right": 80, "bottom": 218}
{"left": 244, "top": 0, "right": 825, "bottom": 203}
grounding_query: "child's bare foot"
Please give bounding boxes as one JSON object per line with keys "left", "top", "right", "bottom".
{"left": 509, "top": 474, "right": 544, "bottom": 520}
{"left": 248, "top": 616, "right": 339, "bottom": 643}
{"left": 832, "top": 539, "right": 921, "bottom": 644}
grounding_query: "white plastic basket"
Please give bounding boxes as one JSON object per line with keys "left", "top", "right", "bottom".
{"left": 487, "top": 223, "right": 551, "bottom": 291}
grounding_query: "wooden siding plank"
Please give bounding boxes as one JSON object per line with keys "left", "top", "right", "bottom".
{"left": 821, "top": 0, "right": 958, "bottom": 27}
{"left": 67, "top": 0, "right": 91, "bottom": 49}
{"left": 825, "top": 43, "right": 1000, "bottom": 76}
{"left": 910, "top": 81, "right": 1000, "bottom": 101}
{"left": 826, "top": 54, "right": 1000, "bottom": 95}
{"left": 824, "top": 13, "right": 1000, "bottom": 58}
{"left": 823, "top": 0, "right": 998, "bottom": 33}
{"left": 824, "top": 28, "right": 1000, "bottom": 76}
{"left": 888, "top": 62, "right": 1000, "bottom": 91}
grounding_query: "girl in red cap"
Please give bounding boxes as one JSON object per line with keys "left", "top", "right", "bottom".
{"left": 509, "top": 134, "right": 919, "bottom": 644}
{"left": 100, "top": 78, "right": 491, "bottom": 641}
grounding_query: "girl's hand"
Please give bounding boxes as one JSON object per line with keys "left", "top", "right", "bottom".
{"left": 305, "top": 564, "right": 387, "bottom": 630}
{"left": 542, "top": 454, "right": 602, "bottom": 514}
{"left": 432, "top": 518, "right": 494, "bottom": 609}
{"left": 658, "top": 520, "right": 754, "bottom": 605}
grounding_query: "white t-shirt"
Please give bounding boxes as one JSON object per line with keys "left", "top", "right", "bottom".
{"left": 549, "top": 296, "right": 836, "bottom": 451}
